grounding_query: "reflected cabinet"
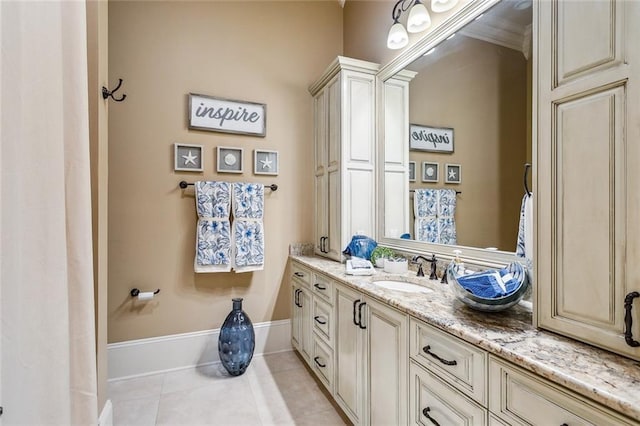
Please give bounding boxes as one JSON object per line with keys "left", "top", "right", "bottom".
{"left": 536, "top": 0, "right": 640, "bottom": 360}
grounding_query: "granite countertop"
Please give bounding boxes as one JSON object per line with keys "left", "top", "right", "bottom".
{"left": 291, "top": 255, "right": 640, "bottom": 422}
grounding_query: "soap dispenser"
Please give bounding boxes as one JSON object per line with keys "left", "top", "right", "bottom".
{"left": 453, "top": 249, "right": 464, "bottom": 275}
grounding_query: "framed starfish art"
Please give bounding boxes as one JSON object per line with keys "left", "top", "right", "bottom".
{"left": 174, "top": 143, "right": 203, "bottom": 172}
{"left": 445, "top": 163, "right": 461, "bottom": 184}
{"left": 254, "top": 149, "right": 279, "bottom": 176}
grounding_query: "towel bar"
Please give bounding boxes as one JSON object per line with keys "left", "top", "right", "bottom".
{"left": 179, "top": 181, "right": 278, "bottom": 191}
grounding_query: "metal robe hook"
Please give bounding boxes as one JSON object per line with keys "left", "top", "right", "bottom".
{"left": 102, "top": 78, "right": 127, "bottom": 102}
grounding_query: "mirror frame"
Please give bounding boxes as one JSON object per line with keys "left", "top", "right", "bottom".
{"left": 375, "top": 0, "right": 522, "bottom": 267}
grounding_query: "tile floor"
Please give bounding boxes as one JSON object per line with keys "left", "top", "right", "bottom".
{"left": 109, "top": 351, "right": 349, "bottom": 425}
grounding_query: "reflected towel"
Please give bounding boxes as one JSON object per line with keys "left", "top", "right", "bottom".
{"left": 194, "top": 181, "right": 232, "bottom": 273}
{"left": 232, "top": 183, "right": 265, "bottom": 273}
{"left": 414, "top": 189, "right": 457, "bottom": 244}
{"left": 516, "top": 193, "right": 533, "bottom": 267}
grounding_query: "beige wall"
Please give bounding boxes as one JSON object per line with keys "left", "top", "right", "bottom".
{"left": 408, "top": 37, "right": 528, "bottom": 251}
{"left": 108, "top": 1, "right": 342, "bottom": 342}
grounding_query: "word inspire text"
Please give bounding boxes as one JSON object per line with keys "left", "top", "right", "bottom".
{"left": 411, "top": 129, "right": 452, "bottom": 149}
{"left": 195, "top": 103, "right": 261, "bottom": 127}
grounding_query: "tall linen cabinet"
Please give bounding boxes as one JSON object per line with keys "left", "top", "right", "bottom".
{"left": 309, "top": 57, "right": 379, "bottom": 261}
{"left": 536, "top": 0, "right": 640, "bottom": 360}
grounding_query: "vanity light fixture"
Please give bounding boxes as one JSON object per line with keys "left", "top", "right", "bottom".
{"left": 387, "top": 0, "right": 432, "bottom": 50}
{"left": 431, "top": 0, "right": 459, "bottom": 13}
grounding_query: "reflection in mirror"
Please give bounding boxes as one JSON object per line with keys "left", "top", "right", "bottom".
{"left": 383, "top": 0, "right": 532, "bottom": 254}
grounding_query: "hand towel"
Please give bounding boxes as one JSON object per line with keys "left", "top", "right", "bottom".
{"left": 194, "top": 181, "right": 232, "bottom": 273}
{"left": 414, "top": 189, "right": 457, "bottom": 244}
{"left": 437, "top": 189, "right": 458, "bottom": 245}
{"left": 516, "top": 193, "right": 533, "bottom": 268}
{"left": 232, "top": 183, "right": 265, "bottom": 273}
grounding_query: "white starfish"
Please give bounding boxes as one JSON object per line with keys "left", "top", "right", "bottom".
{"left": 448, "top": 168, "right": 457, "bottom": 179}
{"left": 182, "top": 150, "right": 198, "bottom": 166}
{"left": 260, "top": 156, "right": 273, "bottom": 170}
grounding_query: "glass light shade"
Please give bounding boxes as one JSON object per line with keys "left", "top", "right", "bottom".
{"left": 387, "top": 22, "right": 409, "bottom": 50}
{"left": 407, "top": 3, "right": 431, "bottom": 33}
{"left": 431, "top": 0, "right": 459, "bottom": 13}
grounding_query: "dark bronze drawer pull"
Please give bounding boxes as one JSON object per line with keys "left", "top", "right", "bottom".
{"left": 422, "top": 407, "right": 440, "bottom": 426}
{"left": 423, "top": 345, "right": 457, "bottom": 366}
{"left": 353, "top": 299, "right": 361, "bottom": 326}
{"left": 314, "top": 283, "right": 327, "bottom": 291}
{"left": 294, "top": 272, "right": 304, "bottom": 278}
{"left": 358, "top": 302, "right": 367, "bottom": 329}
{"left": 624, "top": 291, "right": 640, "bottom": 347}
{"left": 314, "top": 316, "right": 327, "bottom": 325}
{"left": 314, "top": 356, "right": 326, "bottom": 368}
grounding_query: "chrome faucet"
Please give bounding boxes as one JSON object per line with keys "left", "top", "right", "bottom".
{"left": 411, "top": 254, "right": 438, "bottom": 280}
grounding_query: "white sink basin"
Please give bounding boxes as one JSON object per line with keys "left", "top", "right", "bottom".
{"left": 373, "top": 280, "right": 433, "bottom": 294}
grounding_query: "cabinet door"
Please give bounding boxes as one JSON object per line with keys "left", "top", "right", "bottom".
{"left": 334, "top": 283, "right": 365, "bottom": 425}
{"left": 326, "top": 75, "right": 342, "bottom": 261}
{"left": 291, "top": 282, "right": 312, "bottom": 362}
{"left": 366, "top": 297, "right": 408, "bottom": 426}
{"left": 314, "top": 88, "right": 328, "bottom": 257}
{"left": 536, "top": 0, "right": 640, "bottom": 360}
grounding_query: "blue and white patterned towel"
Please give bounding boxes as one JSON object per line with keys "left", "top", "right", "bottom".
{"left": 414, "top": 189, "right": 457, "bottom": 245}
{"left": 194, "top": 181, "right": 232, "bottom": 273}
{"left": 232, "top": 183, "right": 265, "bottom": 273}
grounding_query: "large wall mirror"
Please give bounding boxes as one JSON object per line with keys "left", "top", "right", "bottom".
{"left": 377, "top": 0, "right": 533, "bottom": 265}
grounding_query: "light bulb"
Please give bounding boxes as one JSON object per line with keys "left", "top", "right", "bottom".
{"left": 387, "top": 22, "right": 409, "bottom": 50}
{"left": 431, "top": 0, "right": 459, "bottom": 13}
{"left": 407, "top": 2, "right": 431, "bottom": 33}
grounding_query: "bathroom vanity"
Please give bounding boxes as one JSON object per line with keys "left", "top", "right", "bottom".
{"left": 290, "top": 256, "right": 640, "bottom": 426}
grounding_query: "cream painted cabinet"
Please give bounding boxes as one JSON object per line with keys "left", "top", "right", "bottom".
{"left": 310, "top": 57, "right": 379, "bottom": 261}
{"left": 409, "top": 318, "right": 488, "bottom": 425}
{"left": 291, "top": 280, "right": 311, "bottom": 362}
{"left": 488, "top": 356, "right": 635, "bottom": 425}
{"left": 334, "top": 282, "right": 408, "bottom": 426}
{"left": 536, "top": 0, "right": 640, "bottom": 360}
{"left": 291, "top": 265, "right": 312, "bottom": 362}
{"left": 291, "top": 261, "right": 337, "bottom": 393}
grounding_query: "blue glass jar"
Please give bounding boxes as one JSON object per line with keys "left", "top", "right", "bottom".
{"left": 218, "top": 298, "right": 255, "bottom": 376}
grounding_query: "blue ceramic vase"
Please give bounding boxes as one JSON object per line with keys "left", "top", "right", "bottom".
{"left": 218, "top": 298, "right": 255, "bottom": 376}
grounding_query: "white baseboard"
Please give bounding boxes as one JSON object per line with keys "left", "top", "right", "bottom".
{"left": 108, "top": 319, "right": 292, "bottom": 380}
{"left": 98, "top": 399, "right": 113, "bottom": 426}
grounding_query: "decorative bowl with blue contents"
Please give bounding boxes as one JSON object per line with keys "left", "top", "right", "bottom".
{"left": 446, "top": 261, "right": 529, "bottom": 312}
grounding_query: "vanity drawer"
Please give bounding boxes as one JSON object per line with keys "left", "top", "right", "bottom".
{"left": 488, "top": 356, "right": 636, "bottom": 426}
{"left": 291, "top": 261, "right": 311, "bottom": 287}
{"left": 410, "top": 360, "right": 487, "bottom": 426}
{"left": 312, "top": 336, "right": 334, "bottom": 393}
{"left": 312, "top": 296, "right": 333, "bottom": 345}
{"left": 311, "top": 272, "right": 333, "bottom": 303}
{"left": 410, "top": 318, "right": 487, "bottom": 405}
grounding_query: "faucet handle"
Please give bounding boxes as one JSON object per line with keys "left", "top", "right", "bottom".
{"left": 416, "top": 263, "right": 425, "bottom": 277}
